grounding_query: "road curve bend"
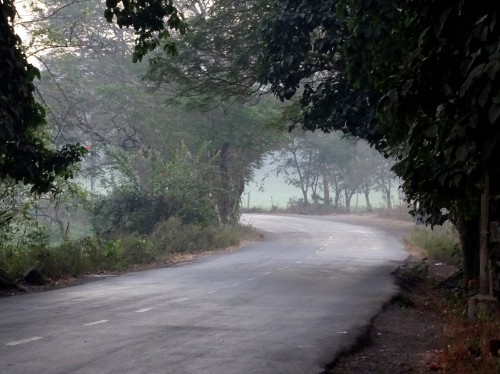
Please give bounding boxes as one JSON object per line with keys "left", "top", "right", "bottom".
{"left": 0, "top": 214, "right": 407, "bottom": 374}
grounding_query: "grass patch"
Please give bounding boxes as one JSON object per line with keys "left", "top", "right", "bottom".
{"left": 407, "top": 223, "right": 461, "bottom": 266}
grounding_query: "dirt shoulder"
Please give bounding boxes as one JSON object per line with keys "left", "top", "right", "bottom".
{"left": 326, "top": 263, "right": 452, "bottom": 374}
{"left": 323, "top": 214, "right": 460, "bottom": 373}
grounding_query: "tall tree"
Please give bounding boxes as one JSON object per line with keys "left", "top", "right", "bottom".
{"left": 257, "top": 0, "right": 500, "bottom": 282}
{"left": 0, "top": 0, "right": 84, "bottom": 193}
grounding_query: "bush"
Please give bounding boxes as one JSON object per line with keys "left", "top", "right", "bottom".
{"left": 0, "top": 205, "right": 253, "bottom": 282}
{"left": 408, "top": 223, "right": 461, "bottom": 266}
{"left": 91, "top": 188, "right": 177, "bottom": 237}
{"left": 149, "top": 218, "right": 249, "bottom": 257}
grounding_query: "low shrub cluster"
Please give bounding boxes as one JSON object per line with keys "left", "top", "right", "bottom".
{"left": 0, "top": 219, "right": 252, "bottom": 281}
{"left": 407, "top": 223, "right": 461, "bottom": 266}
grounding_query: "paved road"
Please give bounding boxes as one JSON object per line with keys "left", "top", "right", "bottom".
{"left": 0, "top": 214, "right": 407, "bottom": 374}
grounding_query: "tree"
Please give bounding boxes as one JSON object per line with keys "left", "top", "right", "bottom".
{"left": 0, "top": 0, "right": 85, "bottom": 193}
{"left": 257, "top": 0, "right": 500, "bottom": 284}
{"left": 273, "top": 131, "right": 358, "bottom": 212}
{"left": 145, "top": 0, "right": 272, "bottom": 107}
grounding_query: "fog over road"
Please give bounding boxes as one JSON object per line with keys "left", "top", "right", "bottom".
{"left": 0, "top": 214, "right": 407, "bottom": 374}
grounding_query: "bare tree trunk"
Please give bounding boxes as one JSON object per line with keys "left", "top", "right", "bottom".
{"left": 455, "top": 216, "right": 480, "bottom": 282}
{"left": 345, "top": 190, "right": 355, "bottom": 213}
{"left": 290, "top": 146, "right": 309, "bottom": 206}
{"left": 363, "top": 183, "right": 372, "bottom": 212}
{"left": 322, "top": 173, "right": 330, "bottom": 205}
{"left": 218, "top": 142, "right": 231, "bottom": 224}
{"left": 479, "top": 174, "right": 490, "bottom": 295}
{"left": 386, "top": 178, "right": 392, "bottom": 209}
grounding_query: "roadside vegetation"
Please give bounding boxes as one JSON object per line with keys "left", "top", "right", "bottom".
{"left": 402, "top": 225, "right": 500, "bottom": 373}
{"left": 2, "top": 2, "right": 500, "bottom": 370}
{"left": 408, "top": 224, "right": 462, "bottom": 267}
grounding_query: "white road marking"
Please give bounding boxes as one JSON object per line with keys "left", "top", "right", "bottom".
{"left": 135, "top": 308, "right": 154, "bottom": 313}
{"left": 6, "top": 337, "right": 43, "bottom": 346}
{"left": 306, "top": 256, "right": 312, "bottom": 260}
{"left": 278, "top": 266, "right": 290, "bottom": 270}
{"left": 206, "top": 291, "right": 217, "bottom": 294}
{"left": 84, "top": 320, "right": 109, "bottom": 326}
{"left": 296, "top": 261, "right": 302, "bottom": 264}
{"left": 248, "top": 278, "right": 256, "bottom": 281}
{"left": 320, "top": 246, "right": 325, "bottom": 250}
{"left": 263, "top": 272, "right": 271, "bottom": 275}
{"left": 173, "top": 297, "right": 190, "bottom": 303}
{"left": 320, "top": 270, "right": 332, "bottom": 273}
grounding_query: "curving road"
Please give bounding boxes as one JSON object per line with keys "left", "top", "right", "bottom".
{"left": 0, "top": 214, "right": 407, "bottom": 374}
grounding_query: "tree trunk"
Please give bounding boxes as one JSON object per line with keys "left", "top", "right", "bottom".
{"left": 332, "top": 174, "right": 340, "bottom": 209}
{"left": 322, "top": 173, "right": 330, "bottom": 205}
{"left": 363, "top": 183, "right": 372, "bottom": 212}
{"left": 218, "top": 142, "right": 231, "bottom": 224}
{"left": 345, "top": 190, "right": 355, "bottom": 213}
{"left": 455, "top": 216, "right": 480, "bottom": 283}
{"left": 385, "top": 178, "right": 392, "bottom": 210}
{"left": 479, "top": 174, "right": 490, "bottom": 295}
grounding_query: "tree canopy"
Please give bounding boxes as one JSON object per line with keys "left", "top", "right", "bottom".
{"left": 259, "top": 0, "right": 500, "bottom": 225}
{"left": 0, "top": 0, "right": 85, "bottom": 192}
{"left": 257, "top": 0, "right": 500, "bottom": 281}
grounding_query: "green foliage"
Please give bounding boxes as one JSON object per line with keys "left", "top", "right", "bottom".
{"left": 146, "top": 0, "right": 273, "bottom": 106}
{"left": 0, "top": 1, "right": 85, "bottom": 193}
{"left": 258, "top": 0, "right": 500, "bottom": 222}
{"left": 91, "top": 142, "right": 222, "bottom": 239}
{"left": 257, "top": 0, "right": 500, "bottom": 280}
{"left": 104, "top": 0, "right": 186, "bottom": 61}
{"left": 92, "top": 188, "right": 172, "bottom": 236}
{"left": 149, "top": 218, "right": 250, "bottom": 256}
{"left": 408, "top": 224, "right": 462, "bottom": 267}
{"left": 0, "top": 213, "right": 251, "bottom": 280}
{"left": 340, "top": 0, "right": 500, "bottom": 223}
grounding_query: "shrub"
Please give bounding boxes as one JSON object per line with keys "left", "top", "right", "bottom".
{"left": 91, "top": 188, "right": 176, "bottom": 237}
{"left": 150, "top": 218, "right": 250, "bottom": 257}
{"left": 408, "top": 223, "right": 461, "bottom": 266}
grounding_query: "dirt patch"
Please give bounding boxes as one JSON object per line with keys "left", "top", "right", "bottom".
{"left": 326, "top": 267, "right": 450, "bottom": 373}
{"left": 324, "top": 214, "right": 460, "bottom": 373}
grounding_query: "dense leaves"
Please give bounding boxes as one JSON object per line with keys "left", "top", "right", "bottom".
{"left": 0, "top": 0, "right": 85, "bottom": 193}
{"left": 259, "top": 0, "right": 500, "bottom": 223}
{"left": 104, "top": 0, "right": 186, "bottom": 61}
{"left": 342, "top": 0, "right": 500, "bottom": 223}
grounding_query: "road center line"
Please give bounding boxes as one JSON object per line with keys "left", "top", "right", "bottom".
{"left": 6, "top": 336, "right": 43, "bottom": 346}
{"left": 84, "top": 320, "right": 109, "bottom": 326}
{"left": 173, "top": 297, "right": 190, "bottom": 303}
{"left": 135, "top": 308, "right": 154, "bottom": 313}
{"left": 247, "top": 277, "right": 256, "bottom": 281}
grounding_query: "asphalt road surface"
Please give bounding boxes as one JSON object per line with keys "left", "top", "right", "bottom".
{"left": 0, "top": 214, "right": 407, "bottom": 374}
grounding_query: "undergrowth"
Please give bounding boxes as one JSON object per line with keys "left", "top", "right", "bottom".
{"left": 429, "top": 286, "right": 500, "bottom": 373}
{"left": 403, "top": 221, "right": 500, "bottom": 372}
{"left": 0, "top": 219, "right": 253, "bottom": 281}
{"left": 407, "top": 223, "right": 461, "bottom": 266}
